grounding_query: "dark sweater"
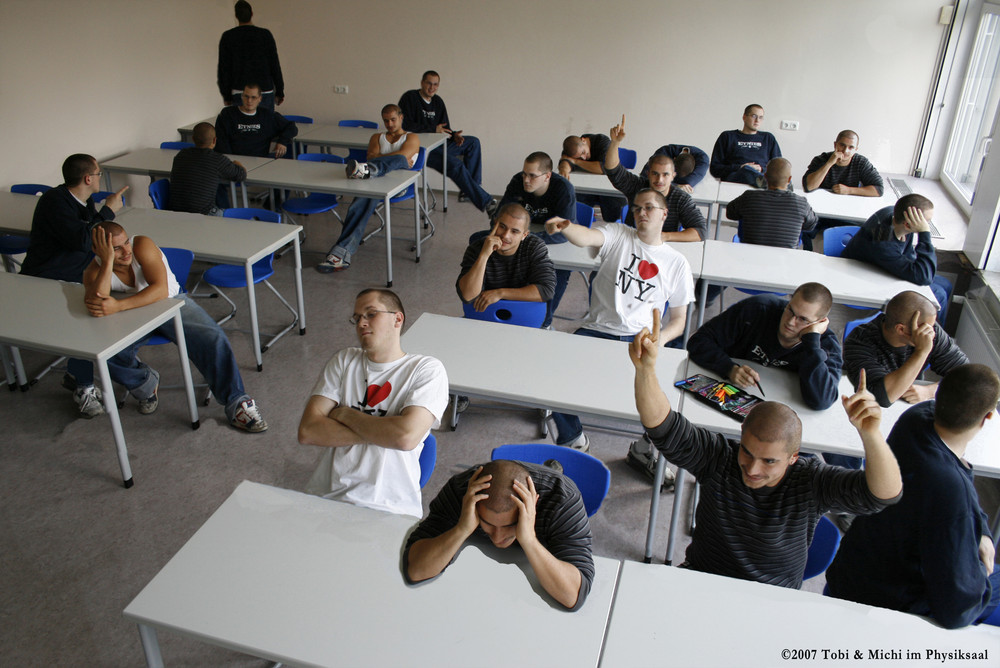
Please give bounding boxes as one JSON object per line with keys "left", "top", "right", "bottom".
{"left": 686, "top": 294, "right": 842, "bottom": 410}
{"left": 403, "top": 462, "right": 594, "bottom": 611}
{"left": 604, "top": 164, "right": 708, "bottom": 238}
{"left": 710, "top": 130, "right": 782, "bottom": 181}
{"left": 726, "top": 189, "right": 817, "bottom": 249}
{"left": 217, "top": 24, "right": 284, "bottom": 100}
{"left": 20, "top": 185, "right": 114, "bottom": 282}
{"left": 398, "top": 89, "right": 449, "bottom": 133}
{"left": 826, "top": 402, "right": 995, "bottom": 629}
{"left": 497, "top": 172, "right": 576, "bottom": 226}
{"left": 843, "top": 313, "right": 969, "bottom": 407}
{"left": 644, "top": 144, "right": 710, "bottom": 187}
{"left": 214, "top": 105, "right": 297, "bottom": 157}
{"left": 802, "top": 152, "right": 883, "bottom": 194}
{"left": 169, "top": 148, "right": 247, "bottom": 214}
{"left": 457, "top": 234, "right": 556, "bottom": 302}
{"left": 842, "top": 206, "right": 936, "bottom": 285}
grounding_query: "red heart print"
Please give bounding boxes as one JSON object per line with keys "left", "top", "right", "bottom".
{"left": 637, "top": 260, "right": 659, "bottom": 280}
{"left": 365, "top": 381, "right": 392, "bottom": 407}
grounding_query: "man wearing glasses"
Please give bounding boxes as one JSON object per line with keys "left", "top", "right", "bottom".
{"left": 710, "top": 104, "right": 782, "bottom": 186}
{"left": 20, "top": 153, "right": 129, "bottom": 418}
{"left": 298, "top": 289, "right": 449, "bottom": 518}
{"left": 214, "top": 83, "right": 297, "bottom": 158}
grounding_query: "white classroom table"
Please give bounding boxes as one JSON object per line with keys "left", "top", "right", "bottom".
{"left": 601, "top": 561, "right": 1000, "bottom": 668}
{"left": 696, "top": 239, "right": 939, "bottom": 326}
{"left": 124, "top": 480, "right": 621, "bottom": 667}
{"left": 241, "top": 159, "right": 420, "bottom": 287}
{"left": 0, "top": 273, "right": 199, "bottom": 488}
{"left": 114, "top": 207, "right": 305, "bottom": 371}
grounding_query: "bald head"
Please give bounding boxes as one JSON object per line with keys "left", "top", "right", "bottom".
{"left": 479, "top": 460, "right": 530, "bottom": 513}
{"left": 764, "top": 157, "right": 792, "bottom": 189}
{"left": 884, "top": 290, "right": 937, "bottom": 328}
{"left": 741, "top": 401, "right": 802, "bottom": 454}
{"left": 192, "top": 122, "right": 216, "bottom": 148}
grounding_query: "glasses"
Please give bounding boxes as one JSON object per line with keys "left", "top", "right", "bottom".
{"left": 88, "top": 171, "right": 102, "bottom": 178}
{"left": 784, "top": 303, "right": 823, "bottom": 327}
{"left": 349, "top": 310, "right": 397, "bottom": 325}
{"left": 633, "top": 204, "right": 665, "bottom": 213}
{"left": 522, "top": 171, "right": 549, "bottom": 181}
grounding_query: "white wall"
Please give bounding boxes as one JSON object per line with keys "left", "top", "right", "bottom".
{"left": 1, "top": 0, "right": 947, "bottom": 197}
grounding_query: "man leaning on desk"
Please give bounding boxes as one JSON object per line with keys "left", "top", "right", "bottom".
{"left": 631, "top": 309, "right": 902, "bottom": 589}
{"left": 404, "top": 459, "right": 595, "bottom": 611}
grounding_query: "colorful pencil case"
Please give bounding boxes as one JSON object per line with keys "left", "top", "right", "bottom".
{"left": 674, "top": 373, "right": 763, "bottom": 423}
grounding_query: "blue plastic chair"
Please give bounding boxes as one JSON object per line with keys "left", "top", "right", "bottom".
{"left": 418, "top": 433, "right": 437, "bottom": 488}
{"left": 283, "top": 116, "right": 314, "bottom": 156}
{"left": 367, "top": 148, "right": 434, "bottom": 252}
{"left": 490, "top": 443, "right": 612, "bottom": 517}
{"left": 618, "top": 147, "right": 637, "bottom": 169}
{"left": 149, "top": 179, "right": 170, "bottom": 210}
{"left": 462, "top": 299, "right": 547, "bottom": 328}
{"left": 281, "top": 153, "right": 344, "bottom": 227}
{"left": 339, "top": 120, "right": 379, "bottom": 162}
{"left": 283, "top": 115, "right": 313, "bottom": 124}
{"left": 10, "top": 183, "right": 51, "bottom": 195}
{"left": 822, "top": 226, "right": 860, "bottom": 258}
{"left": 4, "top": 185, "right": 52, "bottom": 272}
{"left": 576, "top": 201, "right": 595, "bottom": 228}
{"left": 160, "top": 141, "right": 194, "bottom": 150}
{"left": 803, "top": 515, "right": 842, "bottom": 580}
{"left": 843, "top": 311, "right": 880, "bottom": 346}
{"left": 198, "top": 208, "right": 299, "bottom": 355}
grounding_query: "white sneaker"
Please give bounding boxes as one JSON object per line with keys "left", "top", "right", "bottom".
{"left": 345, "top": 159, "right": 371, "bottom": 179}
{"left": 567, "top": 433, "right": 590, "bottom": 452}
{"left": 74, "top": 385, "right": 105, "bottom": 419}
{"left": 230, "top": 399, "right": 268, "bottom": 433}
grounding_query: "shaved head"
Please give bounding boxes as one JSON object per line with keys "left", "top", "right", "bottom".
{"left": 884, "top": 290, "right": 937, "bottom": 328}
{"left": 764, "top": 157, "right": 792, "bottom": 188}
{"left": 479, "top": 460, "right": 530, "bottom": 513}
{"left": 741, "top": 401, "right": 802, "bottom": 454}
{"left": 192, "top": 122, "right": 216, "bottom": 148}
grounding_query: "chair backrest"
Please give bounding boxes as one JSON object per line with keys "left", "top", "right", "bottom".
{"left": 490, "top": 443, "right": 612, "bottom": 517}
{"left": 418, "top": 433, "right": 437, "bottom": 488}
{"left": 297, "top": 152, "right": 345, "bottom": 164}
{"left": 160, "top": 247, "right": 195, "bottom": 293}
{"left": 803, "top": 515, "right": 842, "bottom": 580}
{"left": 410, "top": 147, "right": 427, "bottom": 172}
{"left": 618, "top": 147, "right": 637, "bottom": 169}
{"left": 338, "top": 119, "right": 378, "bottom": 129}
{"left": 160, "top": 141, "right": 194, "bottom": 150}
{"left": 619, "top": 203, "right": 628, "bottom": 223}
{"left": 92, "top": 190, "right": 126, "bottom": 208}
{"left": 282, "top": 115, "right": 314, "bottom": 124}
{"left": 149, "top": 179, "right": 170, "bottom": 210}
{"left": 576, "top": 202, "right": 595, "bottom": 228}
{"left": 822, "top": 225, "right": 861, "bottom": 258}
{"left": 222, "top": 207, "right": 282, "bottom": 223}
{"left": 462, "top": 299, "right": 546, "bottom": 328}
{"left": 10, "top": 183, "right": 52, "bottom": 195}
{"left": 843, "top": 311, "right": 880, "bottom": 346}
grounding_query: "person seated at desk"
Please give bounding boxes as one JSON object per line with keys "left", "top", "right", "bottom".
{"left": 558, "top": 132, "right": 624, "bottom": 221}
{"left": 631, "top": 309, "right": 902, "bottom": 589}
{"left": 20, "top": 153, "right": 129, "bottom": 419}
{"left": 403, "top": 459, "right": 594, "bottom": 611}
{"left": 82, "top": 221, "right": 268, "bottom": 431}
{"left": 543, "top": 188, "right": 695, "bottom": 452}
{"left": 316, "top": 104, "right": 419, "bottom": 274}
{"left": 640, "top": 143, "right": 710, "bottom": 193}
{"left": 298, "top": 288, "right": 449, "bottom": 518}
{"left": 725, "top": 158, "right": 817, "bottom": 249}
{"left": 605, "top": 115, "right": 707, "bottom": 240}
{"left": 826, "top": 364, "right": 1000, "bottom": 629}
{"left": 214, "top": 83, "right": 296, "bottom": 158}
{"left": 710, "top": 104, "right": 782, "bottom": 186}
{"left": 842, "top": 193, "right": 952, "bottom": 320}
{"left": 168, "top": 122, "right": 247, "bottom": 216}
{"left": 398, "top": 70, "right": 496, "bottom": 214}
{"left": 802, "top": 130, "right": 883, "bottom": 197}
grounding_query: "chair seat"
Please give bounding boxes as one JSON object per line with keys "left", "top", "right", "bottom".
{"left": 203, "top": 263, "right": 274, "bottom": 288}
{"left": 0, "top": 235, "right": 31, "bottom": 254}
{"left": 389, "top": 185, "right": 416, "bottom": 205}
{"left": 282, "top": 193, "right": 339, "bottom": 214}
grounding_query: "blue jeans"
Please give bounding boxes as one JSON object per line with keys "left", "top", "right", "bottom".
{"left": 550, "top": 327, "right": 683, "bottom": 444}
{"left": 428, "top": 136, "right": 491, "bottom": 210}
{"left": 328, "top": 154, "right": 410, "bottom": 262}
{"left": 109, "top": 295, "right": 249, "bottom": 418}
{"left": 931, "top": 275, "right": 952, "bottom": 323}
{"left": 725, "top": 165, "right": 764, "bottom": 187}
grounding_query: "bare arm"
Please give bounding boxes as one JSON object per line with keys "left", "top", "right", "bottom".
{"left": 803, "top": 153, "right": 837, "bottom": 192}
{"left": 562, "top": 156, "right": 604, "bottom": 174}
{"left": 659, "top": 305, "right": 687, "bottom": 344}
{"left": 662, "top": 227, "right": 702, "bottom": 242}
{"left": 83, "top": 233, "right": 169, "bottom": 317}
{"left": 330, "top": 403, "right": 434, "bottom": 451}
{"left": 832, "top": 184, "right": 880, "bottom": 197}
{"left": 365, "top": 133, "right": 381, "bottom": 161}
{"left": 297, "top": 395, "right": 363, "bottom": 447}
{"left": 544, "top": 217, "right": 605, "bottom": 248}
{"left": 630, "top": 309, "right": 672, "bottom": 428}
{"left": 604, "top": 114, "right": 625, "bottom": 171}
{"left": 842, "top": 369, "right": 902, "bottom": 500}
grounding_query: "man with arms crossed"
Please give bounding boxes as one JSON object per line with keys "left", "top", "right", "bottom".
{"left": 827, "top": 364, "right": 1000, "bottom": 629}
{"left": 404, "top": 459, "right": 594, "bottom": 610}
{"left": 82, "top": 221, "right": 268, "bottom": 431}
{"left": 710, "top": 104, "right": 782, "bottom": 186}
{"left": 543, "top": 188, "right": 695, "bottom": 451}
{"left": 631, "top": 309, "right": 902, "bottom": 588}
{"left": 299, "top": 289, "right": 449, "bottom": 518}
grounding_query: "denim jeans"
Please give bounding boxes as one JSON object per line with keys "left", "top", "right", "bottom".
{"left": 329, "top": 154, "right": 410, "bottom": 262}
{"left": 427, "top": 136, "right": 491, "bottom": 210}
{"left": 109, "top": 295, "right": 249, "bottom": 417}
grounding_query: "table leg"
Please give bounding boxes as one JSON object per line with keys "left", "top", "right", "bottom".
{"left": 137, "top": 623, "right": 165, "bottom": 668}
{"left": 6, "top": 345, "right": 28, "bottom": 390}
{"left": 682, "top": 302, "right": 694, "bottom": 347}
{"left": 664, "top": 469, "right": 688, "bottom": 565}
{"left": 384, "top": 194, "right": 393, "bottom": 287}
{"left": 713, "top": 202, "right": 723, "bottom": 240}
{"left": 96, "top": 358, "right": 134, "bottom": 488}
{"left": 413, "top": 185, "right": 421, "bottom": 262}
{"left": 293, "top": 233, "right": 306, "bottom": 335}
{"left": 697, "top": 279, "right": 709, "bottom": 327}
{"left": 643, "top": 453, "right": 669, "bottom": 563}
{"left": 442, "top": 140, "right": 448, "bottom": 212}
{"left": 245, "top": 263, "right": 263, "bottom": 371}
{"left": 241, "top": 183, "right": 249, "bottom": 208}
{"left": 171, "top": 312, "right": 200, "bottom": 430}
{"left": 230, "top": 182, "right": 238, "bottom": 209}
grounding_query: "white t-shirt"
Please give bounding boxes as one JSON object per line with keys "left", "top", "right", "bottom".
{"left": 582, "top": 223, "right": 695, "bottom": 336}
{"left": 305, "top": 348, "right": 449, "bottom": 517}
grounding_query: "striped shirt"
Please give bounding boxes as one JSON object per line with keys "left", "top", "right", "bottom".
{"left": 802, "top": 152, "right": 884, "bottom": 195}
{"left": 168, "top": 148, "right": 246, "bottom": 214}
{"left": 647, "top": 410, "right": 894, "bottom": 589}
{"left": 604, "top": 163, "right": 708, "bottom": 238}
{"left": 726, "top": 189, "right": 817, "bottom": 248}
{"left": 457, "top": 234, "right": 556, "bottom": 302}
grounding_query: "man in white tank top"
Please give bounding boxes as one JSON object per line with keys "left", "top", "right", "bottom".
{"left": 82, "top": 221, "right": 268, "bottom": 432}
{"left": 316, "top": 104, "right": 420, "bottom": 274}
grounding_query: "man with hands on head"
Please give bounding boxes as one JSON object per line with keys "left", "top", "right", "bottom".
{"left": 403, "top": 459, "right": 594, "bottom": 610}
{"left": 457, "top": 203, "right": 555, "bottom": 312}
{"left": 631, "top": 309, "right": 902, "bottom": 588}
